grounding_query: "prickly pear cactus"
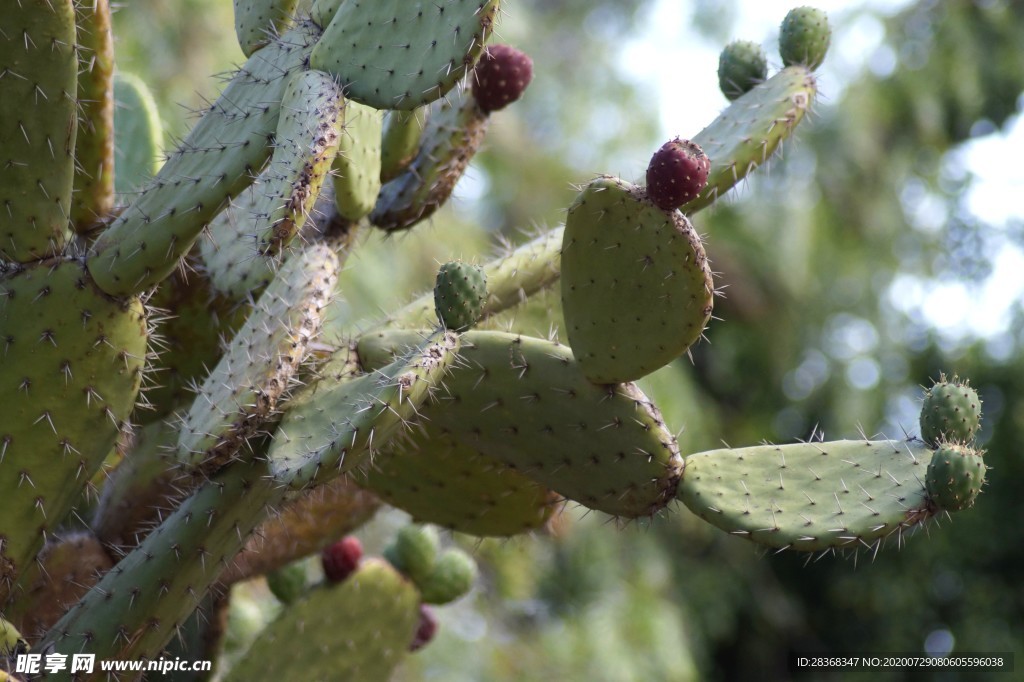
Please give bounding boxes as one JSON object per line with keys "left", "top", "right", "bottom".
{"left": 0, "top": 1, "right": 998, "bottom": 677}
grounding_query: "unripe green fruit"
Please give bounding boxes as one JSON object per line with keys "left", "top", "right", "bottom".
{"left": 266, "top": 563, "right": 307, "bottom": 605}
{"left": 718, "top": 40, "right": 768, "bottom": 100}
{"left": 920, "top": 378, "right": 982, "bottom": 446}
{"left": 434, "top": 261, "right": 487, "bottom": 332}
{"left": 926, "top": 444, "right": 985, "bottom": 512}
{"left": 779, "top": 6, "right": 831, "bottom": 70}
{"left": 388, "top": 525, "right": 440, "bottom": 583}
{"left": 419, "top": 549, "right": 477, "bottom": 605}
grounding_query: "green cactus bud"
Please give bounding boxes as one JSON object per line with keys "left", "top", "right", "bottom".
{"left": 926, "top": 443, "right": 986, "bottom": 512}
{"left": 779, "top": 6, "right": 831, "bottom": 70}
{"left": 332, "top": 101, "right": 383, "bottom": 221}
{"left": 267, "top": 562, "right": 308, "bottom": 605}
{"left": 380, "top": 109, "right": 425, "bottom": 182}
{"left": 389, "top": 526, "right": 440, "bottom": 583}
{"left": 718, "top": 40, "right": 768, "bottom": 100}
{"left": 919, "top": 375, "right": 982, "bottom": 446}
{"left": 419, "top": 549, "right": 477, "bottom": 605}
{"left": 434, "top": 261, "right": 487, "bottom": 332}
{"left": 1, "top": 617, "right": 28, "bottom": 656}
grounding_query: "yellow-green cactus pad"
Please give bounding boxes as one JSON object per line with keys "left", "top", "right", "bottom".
{"left": 333, "top": 101, "right": 384, "bottom": 221}
{"left": 310, "top": 0, "right": 500, "bottom": 110}
{"left": 562, "top": 176, "right": 714, "bottom": 384}
{"left": 684, "top": 65, "right": 817, "bottom": 214}
{"left": 0, "top": 260, "right": 146, "bottom": 599}
{"left": 678, "top": 439, "right": 939, "bottom": 552}
{"left": 223, "top": 559, "right": 420, "bottom": 682}
{"left": 0, "top": 0, "right": 77, "bottom": 261}
{"left": 358, "top": 330, "right": 683, "bottom": 518}
{"left": 358, "top": 421, "right": 557, "bottom": 536}
{"left": 176, "top": 244, "right": 339, "bottom": 473}
{"left": 269, "top": 331, "right": 461, "bottom": 489}
{"left": 88, "top": 21, "right": 321, "bottom": 296}
{"left": 199, "top": 69, "right": 344, "bottom": 301}
{"left": 234, "top": 0, "right": 300, "bottom": 56}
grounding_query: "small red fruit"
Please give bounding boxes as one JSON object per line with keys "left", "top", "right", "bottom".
{"left": 645, "top": 138, "right": 710, "bottom": 211}
{"left": 408, "top": 605, "right": 439, "bottom": 652}
{"left": 321, "top": 536, "right": 362, "bottom": 584}
{"left": 472, "top": 44, "right": 534, "bottom": 114}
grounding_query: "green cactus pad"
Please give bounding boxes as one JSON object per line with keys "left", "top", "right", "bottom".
{"left": 138, "top": 271, "right": 249, "bottom": 420}
{"left": 357, "top": 420, "right": 557, "bottom": 536}
{"left": 199, "top": 70, "right": 345, "bottom": 300}
{"left": 0, "top": 0, "right": 77, "bottom": 261}
{"left": 310, "top": 0, "right": 500, "bottom": 110}
{"left": 176, "top": 244, "right": 339, "bottom": 473}
{"left": 358, "top": 330, "right": 683, "bottom": 518}
{"left": 779, "top": 6, "right": 831, "bottom": 71}
{"left": 678, "top": 439, "right": 939, "bottom": 552}
{"left": 718, "top": 40, "right": 767, "bottom": 101}
{"left": 41, "top": 458, "right": 281, "bottom": 662}
{"left": 684, "top": 65, "right": 817, "bottom": 214}
{"left": 919, "top": 376, "right": 982, "bottom": 447}
{"left": 418, "top": 548, "right": 477, "bottom": 605}
{"left": 370, "top": 91, "right": 488, "bottom": 231}
{"left": 269, "top": 331, "right": 461, "bottom": 489}
{"left": 223, "top": 559, "right": 420, "bottom": 682}
{"left": 311, "top": 0, "right": 343, "bottom": 28}
{"left": 380, "top": 109, "right": 425, "bottom": 182}
{"left": 0, "top": 260, "right": 146, "bottom": 599}
{"left": 88, "top": 21, "right": 321, "bottom": 297}
{"left": 435, "top": 261, "right": 487, "bottom": 332}
{"left": 113, "top": 73, "right": 164, "bottom": 195}
{"left": 91, "top": 417, "right": 182, "bottom": 549}
{"left": 388, "top": 525, "right": 439, "bottom": 583}
{"left": 561, "top": 176, "right": 714, "bottom": 384}
{"left": 333, "top": 101, "right": 383, "bottom": 221}
{"left": 234, "top": 0, "right": 300, "bottom": 56}
{"left": 71, "top": 0, "right": 115, "bottom": 230}
{"left": 925, "top": 443, "right": 986, "bottom": 512}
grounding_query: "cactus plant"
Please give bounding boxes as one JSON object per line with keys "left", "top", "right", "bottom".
{"left": 0, "top": 2, "right": 999, "bottom": 679}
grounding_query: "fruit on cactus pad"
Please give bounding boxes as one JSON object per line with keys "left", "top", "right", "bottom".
{"left": 472, "top": 44, "right": 534, "bottom": 113}
{"left": 645, "top": 138, "right": 711, "bottom": 211}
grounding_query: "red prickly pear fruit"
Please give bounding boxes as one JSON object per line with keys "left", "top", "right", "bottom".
{"left": 645, "top": 138, "right": 710, "bottom": 211}
{"left": 472, "top": 44, "right": 534, "bottom": 114}
{"left": 321, "top": 536, "right": 363, "bottom": 583}
{"left": 408, "top": 605, "right": 440, "bottom": 652}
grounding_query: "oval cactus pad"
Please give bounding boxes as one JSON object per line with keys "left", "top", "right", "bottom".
{"left": 678, "top": 439, "right": 937, "bottom": 552}
{"left": 310, "top": 0, "right": 500, "bottom": 110}
{"left": 562, "top": 176, "right": 714, "bottom": 384}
